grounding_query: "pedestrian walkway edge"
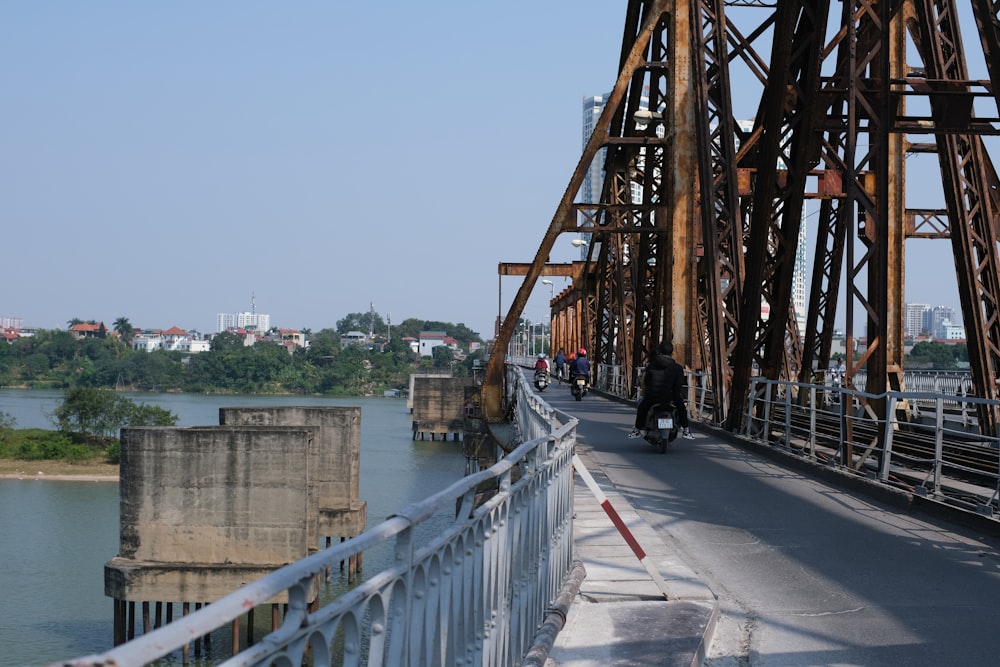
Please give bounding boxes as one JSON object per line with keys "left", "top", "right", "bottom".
{"left": 535, "top": 451, "right": 720, "bottom": 666}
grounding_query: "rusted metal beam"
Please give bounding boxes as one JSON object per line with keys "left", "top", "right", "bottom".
{"left": 910, "top": 0, "right": 1000, "bottom": 434}
{"left": 726, "top": 0, "right": 832, "bottom": 429}
{"left": 480, "top": 0, "right": 670, "bottom": 422}
{"left": 497, "top": 262, "right": 584, "bottom": 278}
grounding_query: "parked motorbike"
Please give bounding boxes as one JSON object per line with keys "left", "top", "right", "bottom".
{"left": 533, "top": 368, "right": 550, "bottom": 392}
{"left": 570, "top": 374, "right": 589, "bottom": 401}
{"left": 644, "top": 403, "right": 679, "bottom": 453}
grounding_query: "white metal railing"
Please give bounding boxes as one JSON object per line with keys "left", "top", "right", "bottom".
{"left": 741, "top": 376, "right": 1000, "bottom": 515}
{"left": 510, "top": 366, "right": 559, "bottom": 441}
{"left": 587, "top": 359, "right": 998, "bottom": 514}
{"left": 55, "top": 373, "right": 576, "bottom": 667}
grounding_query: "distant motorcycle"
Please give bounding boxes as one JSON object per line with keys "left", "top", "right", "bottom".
{"left": 533, "top": 368, "right": 550, "bottom": 392}
{"left": 643, "top": 403, "right": 679, "bottom": 453}
{"left": 570, "top": 374, "right": 589, "bottom": 401}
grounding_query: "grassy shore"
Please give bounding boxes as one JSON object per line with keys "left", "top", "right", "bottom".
{"left": 0, "top": 458, "right": 118, "bottom": 478}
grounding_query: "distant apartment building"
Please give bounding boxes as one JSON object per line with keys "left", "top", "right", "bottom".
{"left": 580, "top": 94, "right": 609, "bottom": 211}
{"left": 925, "top": 305, "right": 956, "bottom": 337}
{"left": 217, "top": 311, "right": 270, "bottom": 333}
{"left": 935, "top": 320, "right": 966, "bottom": 341}
{"left": 578, "top": 93, "right": 651, "bottom": 258}
{"left": 1, "top": 316, "right": 34, "bottom": 343}
{"left": 905, "top": 303, "right": 930, "bottom": 338}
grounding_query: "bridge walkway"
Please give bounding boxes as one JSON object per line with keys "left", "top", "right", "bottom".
{"left": 541, "top": 381, "right": 1000, "bottom": 665}
{"left": 548, "top": 450, "right": 718, "bottom": 666}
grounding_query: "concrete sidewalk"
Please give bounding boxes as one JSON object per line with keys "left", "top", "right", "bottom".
{"left": 545, "top": 456, "right": 719, "bottom": 667}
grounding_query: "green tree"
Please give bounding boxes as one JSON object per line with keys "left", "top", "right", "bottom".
{"left": 432, "top": 345, "right": 454, "bottom": 368}
{"left": 336, "top": 311, "right": 386, "bottom": 337}
{"left": 114, "top": 317, "right": 135, "bottom": 346}
{"left": 211, "top": 331, "right": 244, "bottom": 352}
{"left": 390, "top": 318, "right": 484, "bottom": 349}
{"left": 300, "top": 328, "right": 340, "bottom": 364}
{"left": 51, "top": 387, "right": 177, "bottom": 438}
{"left": 907, "top": 341, "right": 957, "bottom": 369}
{"left": 322, "top": 345, "right": 368, "bottom": 394}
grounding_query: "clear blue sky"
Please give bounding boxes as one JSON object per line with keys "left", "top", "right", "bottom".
{"left": 0, "top": 2, "right": 970, "bottom": 340}
{"left": 1, "top": 1, "right": 622, "bottom": 338}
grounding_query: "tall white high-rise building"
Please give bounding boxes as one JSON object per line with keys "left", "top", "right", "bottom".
{"left": 581, "top": 94, "right": 608, "bottom": 207}
{"left": 216, "top": 311, "right": 270, "bottom": 333}
{"left": 793, "top": 222, "right": 808, "bottom": 337}
{"left": 579, "top": 94, "right": 610, "bottom": 259}
{"left": 217, "top": 294, "right": 270, "bottom": 333}
{"left": 579, "top": 93, "right": 652, "bottom": 258}
{"left": 905, "top": 303, "right": 930, "bottom": 338}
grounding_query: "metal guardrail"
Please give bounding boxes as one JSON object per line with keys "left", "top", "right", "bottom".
{"left": 56, "top": 370, "right": 577, "bottom": 667}
{"left": 582, "top": 359, "right": 998, "bottom": 515}
{"left": 512, "top": 366, "right": 560, "bottom": 441}
{"left": 742, "top": 376, "right": 1000, "bottom": 514}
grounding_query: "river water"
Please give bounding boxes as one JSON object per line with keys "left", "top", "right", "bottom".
{"left": 0, "top": 389, "right": 468, "bottom": 667}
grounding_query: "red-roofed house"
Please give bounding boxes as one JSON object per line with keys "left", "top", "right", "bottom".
{"left": 69, "top": 322, "right": 107, "bottom": 339}
{"left": 418, "top": 331, "right": 447, "bottom": 357}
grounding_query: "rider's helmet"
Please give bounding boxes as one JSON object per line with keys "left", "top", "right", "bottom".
{"left": 538, "top": 353, "right": 545, "bottom": 358}
{"left": 578, "top": 348, "right": 587, "bottom": 356}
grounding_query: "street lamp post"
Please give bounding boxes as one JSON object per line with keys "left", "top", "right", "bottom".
{"left": 541, "top": 279, "right": 554, "bottom": 302}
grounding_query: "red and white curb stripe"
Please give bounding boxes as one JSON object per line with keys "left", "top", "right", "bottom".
{"left": 572, "top": 453, "right": 673, "bottom": 600}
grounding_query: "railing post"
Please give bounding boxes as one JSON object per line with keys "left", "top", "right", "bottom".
{"left": 879, "top": 396, "right": 897, "bottom": 481}
{"left": 783, "top": 381, "right": 792, "bottom": 447}
{"left": 934, "top": 397, "right": 945, "bottom": 496}
{"left": 808, "top": 385, "right": 817, "bottom": 457}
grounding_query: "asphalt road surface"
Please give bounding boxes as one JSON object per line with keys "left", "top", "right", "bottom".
{"left": 543, "top": 384, "right": 1000, "bottom": 667}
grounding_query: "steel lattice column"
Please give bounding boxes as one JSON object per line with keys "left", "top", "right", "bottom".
{"left": 725, "top": 0, "right": 831, "bottom": 429}
{"left": 909, "top": 0, "right": 1000, "bottom": 434}
{"left": 690, "top": 0, "right": 747, "bottom": 424}
{"left": 481, "top": 0, "right": 670, "bottom": 420}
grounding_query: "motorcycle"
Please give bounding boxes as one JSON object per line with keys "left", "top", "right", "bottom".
{"left": 644, "top": 403, "right": 679, "bottom": 453}
{"left": 570, "top": 374, "right": 589, "bottom": 401}
{"left": 533, "top": 368, "right": 550, "bottom": 392}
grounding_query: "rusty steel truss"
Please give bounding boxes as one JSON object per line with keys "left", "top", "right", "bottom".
{"left": 484, "top": 0, "right": 1000, "bottom": 444}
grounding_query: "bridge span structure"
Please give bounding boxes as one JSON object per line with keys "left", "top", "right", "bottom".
{"left": 484, "top": 0, "right": 1000, "bottom": 457}
{"left": 52, "top": 364, "right": 1000, "bottom": 665}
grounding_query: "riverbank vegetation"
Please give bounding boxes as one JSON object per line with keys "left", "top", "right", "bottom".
{"left": 0, "top": 388, "right": 178, "bottom": 469}
{"left": 0, "top": 315, "right": 486, "bottom": 396}
{"left": 0, "top": 313, "right": 487, "bottom": 470}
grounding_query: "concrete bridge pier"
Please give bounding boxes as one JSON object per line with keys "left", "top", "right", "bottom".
{"left": 105, "top": 406, "right": 369, "bottom": 652}
{"left": 219, "top": 406, "right": 368, "bottom": 582}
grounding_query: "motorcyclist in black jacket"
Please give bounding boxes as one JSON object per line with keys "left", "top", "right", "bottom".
{"left": 628, "top": 340, "right": 692, "bottom": 439}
